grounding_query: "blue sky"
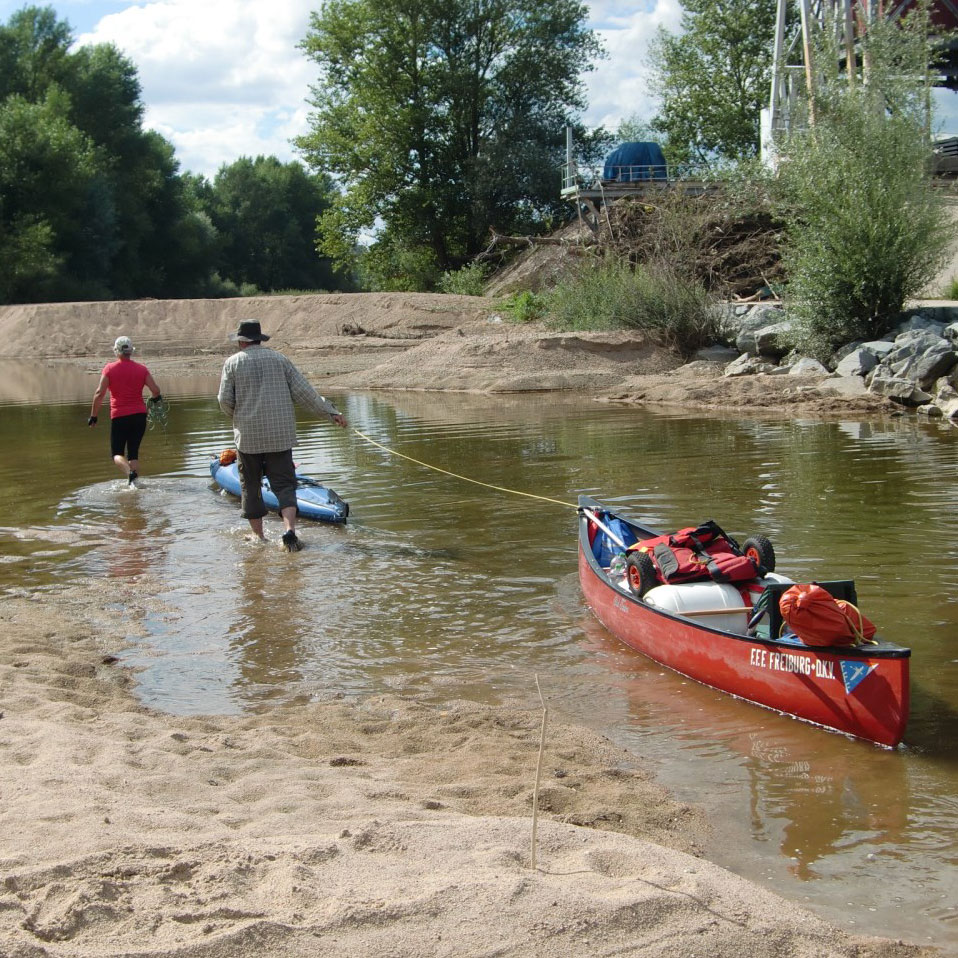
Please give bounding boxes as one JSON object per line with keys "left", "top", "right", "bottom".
{"left": 1, "top": 0, "right": 956, "bottom": 177}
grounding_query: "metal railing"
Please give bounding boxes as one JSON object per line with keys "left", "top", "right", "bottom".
{"left": 559, "top": 161, "right": 717, "bottom": 195}
{"left": 561, "top": 163, "right": 670, "bottom": 193}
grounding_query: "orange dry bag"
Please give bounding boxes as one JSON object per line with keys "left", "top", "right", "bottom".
{"left": 779, "top": 583, "right": 876, "bottom": 647}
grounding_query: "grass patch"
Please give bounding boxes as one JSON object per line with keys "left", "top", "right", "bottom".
{"left": 544, "top": 259, "right": 718, "bottom": 356}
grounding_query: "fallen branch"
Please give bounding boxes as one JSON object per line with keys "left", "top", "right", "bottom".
{"left": 477, "top": 228, "right": 596, "bottom": 261}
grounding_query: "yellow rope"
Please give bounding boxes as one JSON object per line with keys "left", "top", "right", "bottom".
{"left": 352, "top": 427, "right": 577, "bottom": 510}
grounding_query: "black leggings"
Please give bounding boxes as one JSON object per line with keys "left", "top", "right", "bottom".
{"left": 110, "top": 412, "right": 148, "bottom": 459}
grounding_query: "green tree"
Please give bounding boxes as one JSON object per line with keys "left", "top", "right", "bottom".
{"left": 647, "top": 0, "right": 779, "bottom": 165}
{"left": 0, "top": 90, "right": 100, "bottom": 302}
{"left": 296, "top": 0, "right": 602, "bottom": 290}
{"left": 776, "top": 3, "right": 951, "bottom": 356}
{"left": 204, "top": 156, "right": 343, "bottom": 292}
{"left": 0, "top": 5, "right": 220, "bottom": 302}
{"left": 0, "top": 4, "right": 71, "bottom": 101}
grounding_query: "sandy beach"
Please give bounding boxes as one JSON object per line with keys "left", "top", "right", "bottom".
{"left": 0, "top": 294, "right": 938, "bottom": 957}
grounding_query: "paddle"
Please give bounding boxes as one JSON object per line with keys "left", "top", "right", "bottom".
{"left": 581, "top": 507, "right": 628, "bottom": 551}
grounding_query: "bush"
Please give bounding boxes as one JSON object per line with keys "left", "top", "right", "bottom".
{"left": 774, "top": 3, "right": 951, "bottom": 358}
{"left": 501, "top": 290, "right": 547, "bottom": 323}
{"left": 437, "top": 262, "right": 488, "bottom": 296}
{"left": 544, "top": 258, "right": 717, "bottom": 356}
{"left": 778, "top": 107, "right": 949, "bottom": 357}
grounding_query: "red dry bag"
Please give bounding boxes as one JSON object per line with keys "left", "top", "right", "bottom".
{"left": 779, "top": 583, "right": 876, "bottom": 647}
{"left": 629, "top": 520, "right": 761, "bottom": 586}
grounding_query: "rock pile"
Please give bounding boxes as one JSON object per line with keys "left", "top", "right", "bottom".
{"left": 711, "top": 303, "right": 958, "bottom": 418}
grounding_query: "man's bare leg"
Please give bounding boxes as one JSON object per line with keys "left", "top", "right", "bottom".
{"left": 280, "top": 506, "right": 301, "bottom": 551}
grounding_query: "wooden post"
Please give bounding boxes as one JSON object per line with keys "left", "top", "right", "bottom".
{"left": 800, "top": 0, "right": 818, "bottom": 124}
{"left": 843, "top": 0, "right": 857, "bottom": 89}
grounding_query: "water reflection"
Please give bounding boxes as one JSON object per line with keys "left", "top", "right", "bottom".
{"left": 0, "top": 359, "right": 219, "bottom": 406}
{"left": 231, "top": 546, "right": 309, "bottom": 696}
{"left": 105, "top": 497, "right": 152, "bottom": 579}
{"left": 761, "top": 739, "right": 910, "bottom": 881}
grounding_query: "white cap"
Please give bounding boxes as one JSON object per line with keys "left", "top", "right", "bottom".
{"left": 113, "top": 336, "right": 135, "bottom": 355}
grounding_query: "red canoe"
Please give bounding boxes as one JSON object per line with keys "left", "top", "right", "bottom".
{"left": 577, "top": 496, "right": 910, "bottom": 748}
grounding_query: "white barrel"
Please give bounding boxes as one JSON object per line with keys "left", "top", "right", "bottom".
{"left": 758, "top": 572, "right": 794, "bottom": 586}
{"left": 644, "top": 581, "right": 748, "bottom": 633}
{"left": 739, "top": 571, "right": 795, "bottom": 603}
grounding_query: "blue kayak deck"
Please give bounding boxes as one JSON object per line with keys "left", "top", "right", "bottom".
{"left": 210, "top": 458, "right": 349, "bottom": 523}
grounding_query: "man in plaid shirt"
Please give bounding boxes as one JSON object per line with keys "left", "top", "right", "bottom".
{"left": 218, "top": 320, "right": 347, "bottom": 551}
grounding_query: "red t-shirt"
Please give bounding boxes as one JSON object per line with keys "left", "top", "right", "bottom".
{"left": 101, "top": 358, "right": 150, "bottom": 418}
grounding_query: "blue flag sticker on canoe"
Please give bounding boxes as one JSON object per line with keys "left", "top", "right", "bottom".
{"left": 840, "top": 660, "right": 878, "bottom": 694}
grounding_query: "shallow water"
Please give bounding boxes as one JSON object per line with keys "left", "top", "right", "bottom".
{"left": 1, "top": 363, "right": 956, "bottom": 951}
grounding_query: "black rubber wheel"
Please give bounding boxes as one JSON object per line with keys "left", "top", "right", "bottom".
{"left": 625, "top": 551, "right": 658, "bottom": 597}
{"left": 743, "top": 534, "right": 776, "bottom": 573}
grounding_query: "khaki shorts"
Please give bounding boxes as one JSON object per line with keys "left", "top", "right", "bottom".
{"left": 236, "top": 449, "right": 297, "bottom": 519}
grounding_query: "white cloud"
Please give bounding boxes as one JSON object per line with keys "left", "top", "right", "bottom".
{"left": 57, "top": 0, "right": 687, "bottom": 176}
{"left": 76, "top": 0, "right": 317, "bottom": 176}
{"left": 583, "top": 0, "right": 683, "bottom": 130}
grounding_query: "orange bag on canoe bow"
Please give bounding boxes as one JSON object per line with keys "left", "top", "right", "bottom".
{"left": 779, "top": 583, "right": 876, "bottom": 647}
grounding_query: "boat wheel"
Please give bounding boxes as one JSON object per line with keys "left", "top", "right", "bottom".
{"left": 625, "top": 552, "right": 657, "bottom": 597}
{"left": 743, "top": 534, "right": 776, "bottom": 573}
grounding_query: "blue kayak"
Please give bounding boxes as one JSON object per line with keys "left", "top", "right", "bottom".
{"left": 210, "top": 457, "right": 349, "bottom": 523}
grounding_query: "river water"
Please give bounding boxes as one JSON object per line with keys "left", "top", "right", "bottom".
{"left": 1, "top": 361, "right": 956, "bottom": 952}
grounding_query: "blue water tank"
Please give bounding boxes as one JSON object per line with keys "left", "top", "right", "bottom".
{"left": 602, "top": 142, "right": 668, "bottom": 182}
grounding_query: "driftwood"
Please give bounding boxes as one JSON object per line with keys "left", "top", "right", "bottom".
{"left": 477, "top": 228, "right": 595, "bottom": 261}
{"left": 478, "top": 187, "right": 785, "bottom": 300}
{"left": 601, "top": 190, "right": 785, "bottom": 299}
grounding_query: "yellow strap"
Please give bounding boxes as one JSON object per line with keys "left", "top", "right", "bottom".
{"left": 352, "top": 428, "right": 577, "bottom": 510}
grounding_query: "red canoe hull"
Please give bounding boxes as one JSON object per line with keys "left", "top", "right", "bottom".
{"left": 578, "top": 510, "right": 910, "bottom": 748}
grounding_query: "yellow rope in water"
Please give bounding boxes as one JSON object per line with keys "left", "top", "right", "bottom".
{"left": 352, "top": 427, "right": 577, "bottom": 510}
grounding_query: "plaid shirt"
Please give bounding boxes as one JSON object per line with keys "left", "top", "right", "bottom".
{"left": 217, "top": 346, "right": 340, "bottom": 454}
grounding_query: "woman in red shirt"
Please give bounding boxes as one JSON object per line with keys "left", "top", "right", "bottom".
{"left": 88, "top": 336, "right": 162, "bottom": 486}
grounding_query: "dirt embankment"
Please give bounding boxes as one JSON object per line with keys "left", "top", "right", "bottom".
{"left": 0, "top": 292, "right": 899, "bottom": 416}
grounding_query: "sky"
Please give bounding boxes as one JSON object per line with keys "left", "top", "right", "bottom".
{"left": 1, "top": 0, "right": 956, "bottom": 178}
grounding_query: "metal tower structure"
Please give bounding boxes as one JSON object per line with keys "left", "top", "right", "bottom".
{"left": 762, "top": 0, "right": 958, "bottom": 161}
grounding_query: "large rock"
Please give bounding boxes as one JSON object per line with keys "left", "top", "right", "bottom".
{"left": 860, "top": 340, "right": 896, "bottom": 361}
{"left": 730, "top": 305, "right": 790, "bottom": 356}
{"left": 787, "top": 357, "right": 829, "bottom": 376}
{"left": 751, "top": 322, "right": 795, "bottom": 360}
{"left": 925, "top": 381, "right": 958, "bottom": 418}
{"left": 711, "top": 303, "right": 754, "bottom": 344}
{"left": 912, "top": 340, "right": 958, "bottom": 388}
{"left": 834, "top": 348, "right": 878, "bottom": 378}
{"left": 893, "top": 313, "right": 949, "bottom": 337}
{"left": 883, "top": 331, "right": 957, "bottom": 388}
{"left": 724, "top": 353, "right": 777, "bottom": 377}
{"left": 821, "top": 374, "right": 870, "bottom": 397}
{"left": 868, "top": 365, "right": 933, "bottom": 405}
